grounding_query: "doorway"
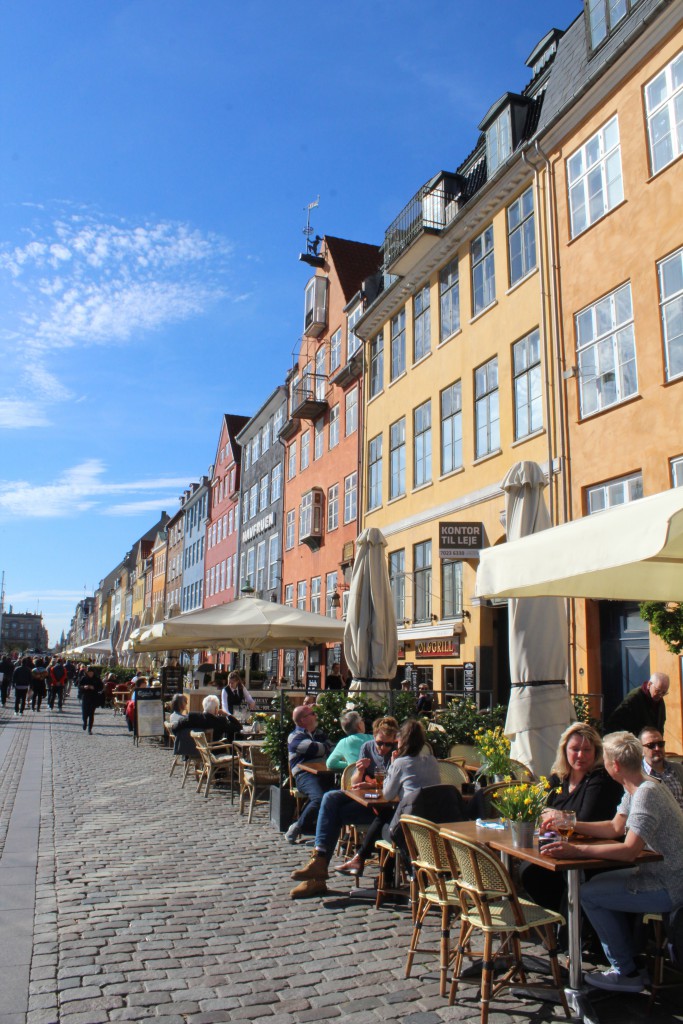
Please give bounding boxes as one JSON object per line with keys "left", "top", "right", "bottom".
{"left": 599, "top": 601, "right": 650, "bottom": 723}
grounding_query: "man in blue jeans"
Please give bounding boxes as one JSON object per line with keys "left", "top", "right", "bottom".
{"left": 285, "top": 705, "right": 333, "bottom": 844}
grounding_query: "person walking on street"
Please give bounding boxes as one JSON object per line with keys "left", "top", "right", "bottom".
{"left": 12, "top": 656, "right": 33, "bottom": 716}
{"left": 31, "top": 658, "right": 48, "bottom": 711}
{"left": 0, "top": 655, "right": 14, "bottom": 707}
{"left": 48, "top": 657, "right": 67, "bottom": 711}
{"left": 80, "top": 665, "right": 103, "bottom": 734}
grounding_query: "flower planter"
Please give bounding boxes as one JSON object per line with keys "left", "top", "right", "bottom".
{"left": 509, "top": 821, "right": 535, "bottom": 849}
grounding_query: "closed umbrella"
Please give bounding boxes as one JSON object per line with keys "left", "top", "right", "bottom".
{"left": 501, "top": 462, "right": 574, "bottom": 778}
{"left": 344, "top": 527, "right": 398, "bottom": 694}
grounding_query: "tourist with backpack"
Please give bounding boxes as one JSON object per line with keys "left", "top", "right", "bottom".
{"left": 48, "top": 658, "right": 67, "bottom": 711}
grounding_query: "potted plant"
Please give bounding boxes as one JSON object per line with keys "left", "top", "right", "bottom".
{"left": 490, "top": 778, "right": 555, "bottom": 848}
{"left": 474, "top": 725, "right": 512, "bottom": 782}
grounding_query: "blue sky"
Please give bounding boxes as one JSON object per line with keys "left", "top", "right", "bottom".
{"left": 0, "top": 0, "right": 581, "bottom": 645}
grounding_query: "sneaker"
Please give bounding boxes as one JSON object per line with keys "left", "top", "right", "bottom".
{"left": 290, "top": 879, "right": 328, "bottom": 899}
{"left": 585, "top": 967, "right": 645, "bottom": 993}
{"left": 284, "top": 823, "right": 301, "bottom": 844}
{"left": 291, "top": 853, "right": 329, "bottom": 882}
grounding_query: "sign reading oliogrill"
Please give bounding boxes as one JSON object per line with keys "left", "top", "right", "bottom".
{"left": 439, "top": 521, "right": 483, "bottom": 560}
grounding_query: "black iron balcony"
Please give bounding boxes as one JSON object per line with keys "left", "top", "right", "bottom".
{"left": 383, "top": 174, "right": 464, "bottom": 276}
{"left": 291, "top": 374, "right": 328, "bottom": 419}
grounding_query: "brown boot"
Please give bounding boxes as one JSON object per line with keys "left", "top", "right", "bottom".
{"left": 290, "top": 879, "right": 328, "bottom": 899}
{"left": 290, "top": 852, "right": 329, "bottom": 882}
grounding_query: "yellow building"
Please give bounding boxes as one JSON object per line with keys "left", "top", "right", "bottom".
{"left": 537, "top": 0, "right": 683, "bottom": 738}
{"left": 356, "top": 29, "right": 565, "bottom": 706}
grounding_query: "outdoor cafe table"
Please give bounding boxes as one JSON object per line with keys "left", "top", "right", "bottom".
{"left": 296, "top": 760, "right": 336, "bottom": 777}
{"left": 439, "top": 819, "right": 662, "bottom": 1022}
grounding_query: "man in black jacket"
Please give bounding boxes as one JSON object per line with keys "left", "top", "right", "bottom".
{"left": 171, "top": 694, "right": 240, "bottom": 758}
{"left": 12, "top": 657, "right": 33, "bottom": 716}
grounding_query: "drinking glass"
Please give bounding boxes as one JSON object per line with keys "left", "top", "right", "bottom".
{"left": 555, "top": 811, "right": 576, "bottom": 841}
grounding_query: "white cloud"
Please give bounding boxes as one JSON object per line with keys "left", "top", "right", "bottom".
{"left": 0, "top": 459, "right": 187, "bottom": 519}
{"left": 0, "top": 205, "right": 235, "bottom": 425}
{"left": 105, "top": 497, "right": 184, "bottom": 517}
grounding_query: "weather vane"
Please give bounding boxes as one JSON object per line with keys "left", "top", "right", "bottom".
{"left": 303, "top": 196, "right": 322, "bottom": 257}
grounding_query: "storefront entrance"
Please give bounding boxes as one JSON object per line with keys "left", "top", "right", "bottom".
{"left": 599, "top": 601, "right": 650, "bottom": 724}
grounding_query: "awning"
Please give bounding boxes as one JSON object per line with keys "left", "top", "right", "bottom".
{"left": 475, "top": 487, "right": 683, "bottom": 601}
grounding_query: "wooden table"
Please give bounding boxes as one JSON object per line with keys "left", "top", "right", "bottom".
{"left": 297, "top": 760, "right": 336, "bottom": 777}
{"left": 344, "top": 787, "right": 396, "bottom": 810}
{"left": 439, "top": 819, "right": 661, "bottom": 1021}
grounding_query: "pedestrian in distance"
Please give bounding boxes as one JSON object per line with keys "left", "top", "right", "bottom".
{"left": 12, "top": 656, "right": 33, "bottom": 716}
{"left": 0, "top": 654, "right": 14, "bottom": 707}
{"left": 47, "top": 657, "right": 67, "bottom": 711}
{"left": 31, "top": 658, "right": 48, "bottom": 711}
{"left": 80, "top": 666, "right": 104, "bottom": 734}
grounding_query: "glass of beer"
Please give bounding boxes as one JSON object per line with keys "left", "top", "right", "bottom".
{"left": 555, "top": 811, "right": 576, "bottom": 841}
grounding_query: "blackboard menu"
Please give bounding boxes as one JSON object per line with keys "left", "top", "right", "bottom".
{"left": 160, "top": 666, "right": 184, "bottom": 700}
{"left": 305, "top": 671, "right": 320, "bottom": 695}
{"left": 134, "top": 688, "right": 164, "bottom": 741}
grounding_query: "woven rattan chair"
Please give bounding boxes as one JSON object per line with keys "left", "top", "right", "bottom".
{"left": 440, "top": 828, "right": 569, "bottom": 1024}
{"left": 437, "top": 760, "right": 470, "bottom": 791}
{"left": 240, "top": 748, "right": 279, "bottom": 823}
{"left": 400, "top": 815, "right": 461, "bottom": 996}
{"left": 190, "top": 731, "right": 233, "bottom": 798}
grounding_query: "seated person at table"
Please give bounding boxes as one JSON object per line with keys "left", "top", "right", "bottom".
{"left": 326, "top": 710, "right": 366, "bottom": 770}
{"left": 287, "top": 718, "right": 401, "bottom": 897}
{"left": 172, "top": 694, "right": 240, "bottom": 758}
{"left": 285, "top": 705, "right": 334, "bottom": 844}
{"left": 168, "top": 692, "right": 188, "bottom": 729}
{"left": 639, "top": 726, "right": 683, "bottom": 810}
{"left": 522, "top": 723, "right": 623, "bottom": 912}
{"left": 541, "top": 731, "right": 683, "bottom": 994}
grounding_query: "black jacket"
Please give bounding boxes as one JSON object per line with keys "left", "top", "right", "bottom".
{"left": 172, "top": 712, "right": 239, "bottom": 757}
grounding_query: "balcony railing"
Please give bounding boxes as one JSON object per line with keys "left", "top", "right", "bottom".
{"left": 291, "top": 375, "right": 328, "bottom": 419}
{"left": 383, "top": 182, "right": 461, "bottom": 273}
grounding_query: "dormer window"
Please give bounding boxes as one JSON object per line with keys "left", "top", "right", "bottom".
{"left": 347, "top": 300, "right": 362, "bottom": 359}
{"left": 487, "top": 108, "right": 512, "bottom": 175}
{"left": 586, "top": 0, "right": 640, "bottom": 52}
{"left": 304, "top": 276, "right": 328, "bottom": 338}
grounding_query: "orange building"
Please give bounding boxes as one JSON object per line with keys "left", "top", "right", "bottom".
{"left": 280, "top": 235, "right": 381, "bottom": 687}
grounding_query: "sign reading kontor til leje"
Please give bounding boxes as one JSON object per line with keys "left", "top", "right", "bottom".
{"left": 439, "top": 521, "right": 483, "bottom": 559}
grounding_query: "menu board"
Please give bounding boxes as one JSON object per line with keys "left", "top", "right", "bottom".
{"left": 160, "top": 666, "right": 184, "bottom": 700}
{"left": 134, "top": 688, "right": 164, "bottom": 742}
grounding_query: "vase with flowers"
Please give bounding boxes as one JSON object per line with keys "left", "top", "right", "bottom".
{"left": 490, "top": 778, "right": 555, "bottom": 848}
{"left": 474, "top": 726, "right": 512, "bottom": 783}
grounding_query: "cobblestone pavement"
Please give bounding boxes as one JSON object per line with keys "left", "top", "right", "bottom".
{"left": 1, "top": 698, "right": 683, "bottom": 1024}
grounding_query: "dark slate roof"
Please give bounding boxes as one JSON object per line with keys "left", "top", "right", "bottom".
{"left": 324, "top": 236, "right": 382, "bottom": 303}
{"left": 224, "top": 413, "right": 249, "bottom": 452}
{"left": 537, "top": 0, "right": 675, "bottom": 133}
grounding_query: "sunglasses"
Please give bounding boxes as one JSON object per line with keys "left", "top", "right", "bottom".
{"left": 376, "top": 740, "right": 396, "bottom": 748}
{"left": 644, "top": 741, "right": 665, "bottom": 750}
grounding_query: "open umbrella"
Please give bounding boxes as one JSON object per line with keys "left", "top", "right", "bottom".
{"left": 500, "top": 462, "right": 574, "bottom": 778}
{"left": 344, "top": 527, "right": 398, "bottom": 694}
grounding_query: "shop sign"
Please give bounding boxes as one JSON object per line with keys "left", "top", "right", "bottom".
{"left": 305, "top": 671, "right": 320, "bottom": 695}
{"left": 415, "top": 637, "right": 460, "bottom": 659}
{"left": 439, "top": 521, "right": 483, "bottom": 559}
{"left": 242, "top": 511, "right": 275, "bottom": 544}
{"left": 397, "top": 642, "right": 405, "bottom": 659}
{"left": 463, "top": 661, "right": 476, "bottom": 694}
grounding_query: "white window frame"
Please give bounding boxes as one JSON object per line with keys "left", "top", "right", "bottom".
{"left": 413, "top": 284, "right": 431, "bottom": 362}
{"left": 271, "top": 463, "right": 282, "bottom": 502}
{"left": 390, "top": 308, "right": 406, "bottom": 381}
{"left": 567, "top": 116, "right": 623, "bottom": 238}
{"left": 325, "top": 572, "right": 338, "bottom": 617}
{"left": 575, "top": 282, "right": 638, "bottom": 417}
{"left": 256, "top": 541, "right": 266, "bottom": 591}
{"left": 327, "top": 483, "right": 339, "bottom": 531}
{"left": 645, "top": 50, "right": 683, "bottom": 176}
{"left": 315, "top": 345, "right": 326, "bottom": 400}
{"left": 475, "top": 357, "right": 500, "bottom": 458}
{"left": 389, "top": 549, "right": 405, "bottom": 622}
{"left": 413, "top": 540, "right": 432, "bottom": 623}
{"left": 330, "top": 328, "right": 342, "bottom": 373}
{"left": 314, "top": 418, "right": 324, "bottom": 460}
{"left": 259, "top": 474, "right": 269, "bottom": 512}
{"left": 389, "top": 417, "right": 406, "bottom": 500}
{"left": 284, "top": 583, "right": 293, "bottom": 608}
{"left": 442, "top": 559, "right": 463, "bottom": 619}
{"left": 344, "top": 472, "right": 357, "bottom": 525}
{"left": 347, "top": 301, "right": 362, "bottom": 359}
{"left": 287, "top": 441, "right": 297, "bottom": 480}
{"left": 413, "top": 400, "right": 432, "bottom": 488}
{"left": 311, "top": 576, "right": 321, "bottom": 615}
{"left": 329, "top": 404, "right": 340, "bottom": 449}
{"left": 440, "top": 381, "right": 462, "bottom": 475}
{"left": 345, "top": 387, "right": 358, "bottom": 436}
{"left": 367, "top": 435, "right": 382, "bottom": 511}
{"left": 513, "top": 329, "right": 543, "bottom": 439}
{"left": 297, "top": 580, "right": 307, "bottom": 611}
{"left": 285, "top": 510, "right": 295, "bottom": 550}
{"left": 486, "top": 107, "right": 512, "bottom": 176}
{"left": 439, "top": 259, "right": 460, "bottom": 342}
{"left": 369, "top": 331, "right": 384, "bottom": 398}
{"left": 657, "top": 247, "right": 683, "bottom": 381}
{"left": 586, "top": 472, "right": 643, "bottom": 514}
{"left": 671, "top": 455, "right": 683, "bottom": 487}
{"left": 268, "top": 534, "right": 279, "bottom": 591}
{"left": 300, "top": 430, "right": 310, "bottom": 471}
{"left": 508, "top": 186, "right": 536, "bottom": 286}
{"left": 471, "top": 226, "right": 496, "bottom": 315}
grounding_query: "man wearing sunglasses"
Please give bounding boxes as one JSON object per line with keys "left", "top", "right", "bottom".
{"left": 285, "top": 705, "right": 333, "bottom": 844}
{"left": 640, "top": 727, "right": 683, "bottom": 810}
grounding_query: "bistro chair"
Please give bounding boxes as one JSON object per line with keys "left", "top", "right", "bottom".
{"left": 448, "top": 743, "right": 483, "bottom": 770}
{"left": 437, "top": 760, "right": 470, "bottom": 791}
{"left": 190, "top": 731, "right": 233, "bottom": 798}
{"left": 288, "top": 763, "right": 306, "bottom": 818}
{"left": 400, "top": 815, "right": 461, "bottom": 996}
{"left": 508, "top": 759, "right": 536, "bottom": 782}
{"left": 440, "top": 828, "right": 569, "bottom": 1024}
{"left": 239, "top": 748, "right": 279, "bottom": 823}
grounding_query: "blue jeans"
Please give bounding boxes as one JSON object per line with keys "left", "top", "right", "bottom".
{"left": 581, "top": 868, "right": 673, "bottom": 974}
{"left": 294, "top": 770, "right": 332, "bottom": 835}
{"left": 314, "top": 790, "right": 374, "bottom": 856}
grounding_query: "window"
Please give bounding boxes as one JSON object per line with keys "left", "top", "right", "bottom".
{"left": 567, "top": 117, "right": 623, "bottom": 238}
{"left": 440, "top": 381, "right": 462, "bottom": 474}
{"left": 300, "top": 430, "right": 310, "bottom": 470}
{"left": 440, "top": 259, "right": 460, "bottom": 341}
{"left": 246, "top": 546, "right": 255, "bottom": 589}
{"left": 486, "top": 108, "right": 512, "bottom": 175}
{"left": 658, "top": 247, "right": 683, "bottom": 380}
{"left": 314, "top": 418, "right": 324, "bottom": 460}
{"left": 413, "top": 284, "right": 431, "bottom": 362}
{"left": 243, "top": 444, "right": 250, "bottom": 472}
{"left": 299, "top": 492, "right": 313, "bottom": 542}
{"left": 575, "top": 282, "right": 637, "bottom": 416}
{"left": 389, "top": 417, "right": 406, "bottom": 500}
{"left": 259, "top": 474, "right": 269, "bottom": 512}
{"left": 442, "top": 560, "right": 463, "bottom": 619}
{"left": 413, "top": 541, "right": 432, "bottom": 623}
{"left": 671, "top": 456, "right": 683, "bottom": 487}
{"left": 330, "top": 328, "right": 342, "bottom": 373}
{"left": 273, "top": 405, "right": 284, "bottom": 436}
{"left": 327, "top": 483, "right": 339, "bottom": 531}
{"left": 389, "top": 550, "right": 405, "bottom": 622}
{"left": 587, "top": 0, "right": 639, "bottom": 50}
{"left": 645, "top": 52, "right": 683, "bottom": 175}
{"left": 297, "top": 580, "right": 307, "bottom": 610}
{"left": 508, "top": 187, "right": 536, "bottom": 285}
{"left": 367, "top": 436, "right": 383, "bottom": 511}
{"left": 256, "top": 541, "right": 266, "bottom": 591}
{"left": 252, "top": 433, "right": 260, "bottom": 464}
{"left": 344, "top": 472, "right": 357, "bottom": 524}
{"left": 329, "top": 404, "right": 340, "bottom": 448}
{"left": 345, "top": 387, "right": 358, "bottom": 436}
{"left": 513, "top": 329, "right": 543, "bottom": 439}
{"left": 369, "top": 332, "right": 384, "bottom": 398}
{"left": 326, "top": 572, "right": 338, "bottom": 617}
{"left": 262, "top": 421, "right": 271, "bottom": 453}
{"left": 284, "top": 584, "right": 293, "bottom": 607}
{"left": 268, "top": 534, "right": 279, "bottom": 590}
{"left": 475, "top": 357, "right": 500, "bottom": 458}
{"left": 347, "top": 302, "right": 362, "bottom": 359}
{"left": 315, "top": 345, "right": 326, "bottom": 400}
{"left": 249, "top": 483, "right": 258, "bottom": 519}
{"left": 287, "top": 442, "right": 297, "bottom": 479}
{"left": 227, "top": 554, "right": 232, "bottom": 590}
{"left": 271, "top": 463, "right": 282, "bottom": 502}
{"left": 413, "top": 401, "right": 432, "bottom": 487}
{"left": 471, "top": 226, "right": 495, "bottom": 315}
{"left": 587, "top": 472, "right": 643, "bottom": 513}
{"left": 390, "top": 308, "right": 406, "bottom": 381}
{"left": 311, "top": 576, "right": 321, "bottom": 615}
{"left": 285, "top": 510, "right": 295, "bottom": 550}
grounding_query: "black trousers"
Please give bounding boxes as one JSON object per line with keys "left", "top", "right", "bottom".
{"left": 48, "top": 685, "right": 65, "bottom": 709}
{"left": 15, "top": 688, "right": 29, "bottom": 714}
{"left": 82, "top": 701, "right": 97, "bottom": 732}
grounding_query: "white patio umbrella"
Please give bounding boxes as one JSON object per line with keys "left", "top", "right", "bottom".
{"left": 476, "top": 485, "right": 683, "bottom": 601}
{"left": 344, "top": 527, "right": 398, "bottom": 694}
{"left": 500, "top": 462, "right": 574, "bottom": 778}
